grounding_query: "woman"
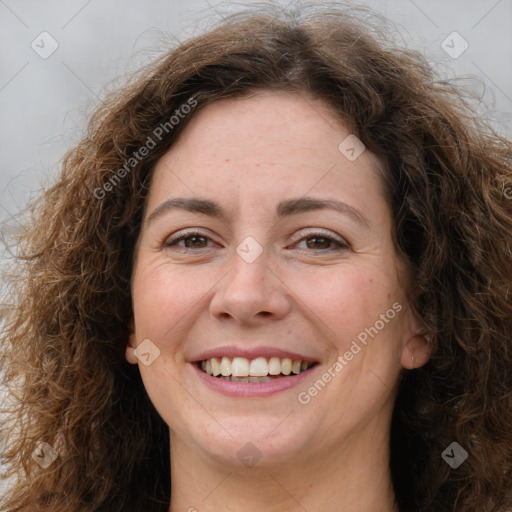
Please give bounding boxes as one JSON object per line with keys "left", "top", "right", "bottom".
{"left": 1, "top": 4, "right": 512, "bottom": 512}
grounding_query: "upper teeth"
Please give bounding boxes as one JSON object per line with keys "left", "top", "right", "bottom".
{"left": 200, "top": 357, "right": 312, "bottom": 377}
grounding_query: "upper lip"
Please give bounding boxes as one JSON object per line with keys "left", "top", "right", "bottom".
{"left": 190, "top": 345, "right": 319, "bottom": 363}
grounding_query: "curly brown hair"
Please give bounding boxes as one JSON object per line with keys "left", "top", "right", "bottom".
{"left": 1, "top": 4, "right": 512, "bottom": 512}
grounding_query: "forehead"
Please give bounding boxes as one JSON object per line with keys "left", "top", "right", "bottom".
{"left": 148, "top": 90, "right": 386, "bottom": 213}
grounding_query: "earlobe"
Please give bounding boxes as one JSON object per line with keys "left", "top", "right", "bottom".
{"left": 401, "top": 333, "right": 433, "bottom": 370}
{"left": 125, "top": 319, "right": 138, "bottom": 365}
{"left": 399, "top": 306, "right": 433, "bottom": 370}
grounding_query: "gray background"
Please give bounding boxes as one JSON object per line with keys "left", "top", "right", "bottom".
{"left": 1, "top": 0, "right": 511, "bottom": 225}
{"left": 1, "top": 0, "right": 511, "bottom": 495}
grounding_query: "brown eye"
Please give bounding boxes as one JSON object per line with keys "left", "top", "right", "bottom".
{"left": 164, "top": 231, "right": 214, "bottom": 249}
{"left": 181, "top": 235, "right": 208, "bottom": 248}
{"left": 293, "top": 231, "right": 349, "bottom": 253}
{"left": 305, "top": 236, "right": 333, "bottom": 250}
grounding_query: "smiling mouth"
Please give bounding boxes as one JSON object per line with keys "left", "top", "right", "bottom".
{"left": 198, "top": 356, "right": 317, "bottom": 382}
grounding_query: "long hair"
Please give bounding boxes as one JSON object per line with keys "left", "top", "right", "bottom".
{"left": 1, "top": 4, "right": 512, "bottom": 511}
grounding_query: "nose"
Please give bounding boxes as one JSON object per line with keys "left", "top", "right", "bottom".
{"left": 209, "top": 247, "right": 292, "bottom": 325}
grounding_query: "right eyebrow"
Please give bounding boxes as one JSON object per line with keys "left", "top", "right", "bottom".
{"left": 146, "top": 197, "right": 224, "bottom": 226}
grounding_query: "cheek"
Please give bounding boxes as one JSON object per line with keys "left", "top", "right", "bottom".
{"left": 131, "top": 262, "right": 211, "bottom": 345}
{"left": 131, "top": 264, "right": 204, "bottom": 408}
{"left": 290, "top": 265, "right": 402, "bottom": 353}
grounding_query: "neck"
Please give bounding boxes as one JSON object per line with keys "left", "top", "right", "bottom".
{"left": 167, "top": 413, "right": 399, "bottom": 512}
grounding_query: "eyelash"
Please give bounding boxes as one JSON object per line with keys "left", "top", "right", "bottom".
{"left": 163, "top": 228, "right": 350, "bottom": 253}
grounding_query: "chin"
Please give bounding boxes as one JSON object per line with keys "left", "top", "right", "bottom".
{"left": 183, "top": 414, "right": 315, "bottom": 469}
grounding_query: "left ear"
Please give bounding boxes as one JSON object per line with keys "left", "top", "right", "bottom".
{"left": 125, "top": 318, "right": 138, "bottom": 365}
{"left": 399, "top": 306, "right": 433, "bottom": 370}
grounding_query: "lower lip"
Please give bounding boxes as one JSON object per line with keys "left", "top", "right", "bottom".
{"left": 192, "top": 363, "right": 320, "bottom": 397}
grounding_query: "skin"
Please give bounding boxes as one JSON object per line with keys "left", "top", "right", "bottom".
{"left": 126, "top": 90, "right": 432, "bottom": 512}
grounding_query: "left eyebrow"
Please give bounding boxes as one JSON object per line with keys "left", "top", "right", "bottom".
{"left": 146, "top": 196, "right": 370, "bottom": 228}
{"left": 276, "top": 197, "right": 370, "bottom": 227}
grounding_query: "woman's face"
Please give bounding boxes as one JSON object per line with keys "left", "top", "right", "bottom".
{"left": 127, "top": 90, "right": 429, "bottom": 468}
